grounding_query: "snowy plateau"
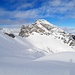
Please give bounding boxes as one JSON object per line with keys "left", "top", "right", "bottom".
{"left": 0, "top": 19, "right": 75, "bottom": 75}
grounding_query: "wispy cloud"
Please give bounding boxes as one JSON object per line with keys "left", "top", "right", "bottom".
{"left": 63, "top": 27, "right": 75, "bottom": 34}
{"left": 40, "top": 0, "right": 75, "bottom": 18}
{"left": 15, "top": 0, "right": 75, "bottom": 18}
{"left": 0, "top": 19, "right": 29, "bottom": 25}
{"left": 17, "top": 3, "right": 33, "bottom": 10}
{"left": 0, "top": 0, "right": 75, "bottom": 25}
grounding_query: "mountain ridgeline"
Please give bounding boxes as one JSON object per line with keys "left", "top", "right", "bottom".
{"left": 19, "top": 19, "right": 75, "bottom": 47}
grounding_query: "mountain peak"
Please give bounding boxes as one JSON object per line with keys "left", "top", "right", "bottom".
{"left": 19, "top": 19, "right": 75, "bottom": 48}
{"left": 19, "top": 19, "right": 57, "bottom": 37}
{"left": 35, "top": 19, "right": 52, "bottom": 25}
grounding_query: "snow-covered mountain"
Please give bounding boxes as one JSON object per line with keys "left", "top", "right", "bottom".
{"left": 0, "top": 19, "right": 75, "bottom": 55}
{"left": 1, "top": 19, "right": 75, "bottom": 75}
{"left": 19, "top": 19, "right": 75, "bottom": 54}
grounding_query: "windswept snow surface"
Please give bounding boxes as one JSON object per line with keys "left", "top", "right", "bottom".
{"left": 35, "top": 52, "right": 75, "bottom": 63}
{"left": 0, "top": 28, "right": 75, "bottom": 75}
{"left": 0, "top": 31, "right": 44, "bottom": 64}
{"left": 0, "top": 55, "right": 75, "bottom": 75}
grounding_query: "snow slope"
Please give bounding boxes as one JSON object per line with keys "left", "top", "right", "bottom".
{"left": 0, "top": 31, "right": 75, "bottom": 75}
{"left": 26, "top": 32, "right": 75, "bottom": 54}
{"left": 35, "top": 52, "right": 75, "bottom": 63}
{"left": 0, "top": 31, "right": 44, "bottom": 64}
{"left": 0, "top": 56, "right": 75, "bottom": 75}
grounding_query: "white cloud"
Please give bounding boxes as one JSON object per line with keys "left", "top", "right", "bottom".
{"left": 0, "top": 0, "right": 75, "bottom": 25}
{"left": 49, "top": 0, "right": 61, "bottom": 6}
{"left": 0, "top": 19, "right": 29, "bottom": 25}
{"left": 63, "top": 27, "right": 75, "bottom": 34}
{"left": 14, "top": 9, "right": 39, "bottom": 18}
{"left": 43, "top": 0, "right": 75, "bottom": 16}
{"left": 17, "top": 3, "right": 32, "bottom": 10}
{"left": 0, "top": 0, "right": 75, "bottom": 19}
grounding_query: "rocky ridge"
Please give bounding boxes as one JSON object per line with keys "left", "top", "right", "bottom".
{"left": 19, "top": 19, "right": 75, "bottom": 47}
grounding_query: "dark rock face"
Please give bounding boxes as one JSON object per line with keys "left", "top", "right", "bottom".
{"left": 72, "top": 35, "right": 75, "bottom": 40}
{"left": 4, "top": 33, "right": 15, "bottom": 38}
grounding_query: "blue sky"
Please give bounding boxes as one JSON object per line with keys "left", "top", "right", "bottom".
{"left": 0, "top": 0, "right": 75, "bottom": 28}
